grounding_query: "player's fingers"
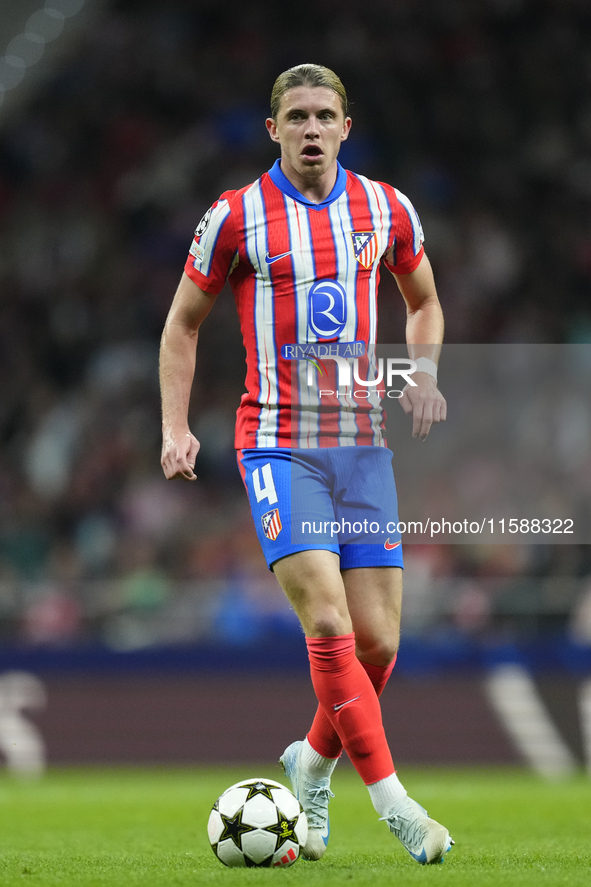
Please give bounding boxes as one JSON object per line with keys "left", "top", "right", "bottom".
{"left": 161, "top": 452, "right": 174, "bottom": 479}
{"left": 412, "top": 401, "right": 425, "bottom": 438}
{"left": 418, "top": 402, "right": 434, "bottom": 440}
{"left": 176, "top": 453, "right": 197, "bottom": 480}
{"left": 162, "top": 447, "right": 196, "bottom": 481}
{"left": 185, "top": 436, "right": 200, "bottom": 479}
{"left": 432, "top": 393, "right": 447, "bottom": 424}
{"left": 176, "top": 457, "right": 196, "bottom": 480}
{"left": 187, "top": 435, "right": 200, "bottom": 467}
{"left": 180, "top": 470, "right": 197, "bottom": 481}
{"left": 398, "top": 388, "right": 414, "bottom": 415}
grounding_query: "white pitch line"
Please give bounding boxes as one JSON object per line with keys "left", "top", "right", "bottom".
{"left": 485, "top": 664, "right": 577, "bottom": 779}
{"left": 579, "top": 678, "right": 591, "bottom": 775}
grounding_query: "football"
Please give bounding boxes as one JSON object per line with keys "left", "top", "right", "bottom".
{"left": 207, "top": 777, "right": 308, "bottom": 867}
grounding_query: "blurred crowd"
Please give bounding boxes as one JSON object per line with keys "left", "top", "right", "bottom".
{"left": 1, "top": 0, "right": 591, "bottom": 650}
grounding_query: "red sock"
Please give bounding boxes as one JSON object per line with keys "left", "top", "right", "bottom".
{"left": 305, "top": 633, "right": 394, "bottom": 785}
{"left": 308, "top": 653, "right": 397, "bottom": 760}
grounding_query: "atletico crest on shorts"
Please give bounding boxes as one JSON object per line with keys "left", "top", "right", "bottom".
{"left": 262, "top": 508, "right": 282, "bottom": 540}
{"left": 351, "top": 231, "right": 379, "bottom": 269}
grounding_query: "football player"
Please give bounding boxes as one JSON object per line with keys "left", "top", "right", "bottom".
{"left": 160, "top": 64, "right": 451, "bottom": 865}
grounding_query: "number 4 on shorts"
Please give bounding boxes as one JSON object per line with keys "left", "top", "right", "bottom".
{"left": 252, "top": 463, "right": 278, "bottom": 505}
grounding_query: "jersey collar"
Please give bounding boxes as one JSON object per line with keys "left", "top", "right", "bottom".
{"left": 268, "top": 159, "right": 348, "bottom": 211}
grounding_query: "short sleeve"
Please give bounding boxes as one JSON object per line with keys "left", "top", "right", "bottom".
{"left": 382, "top": 188, "right": 425, "bottom": 276}
{"left": 184, "top": 197, "right": 239, "bottom": 294}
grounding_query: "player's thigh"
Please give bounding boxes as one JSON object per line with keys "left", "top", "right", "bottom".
{"left": 335, "top": 447, "right": 402, "bottom": 547}
{"left": 237, "top": 448, "right": 341, "bottom": 570}
{"left": 341, "top": 566, "right": 402, "bottom": 665}
{"left": 273, "top": 549, "right": 352, "bottom": 639}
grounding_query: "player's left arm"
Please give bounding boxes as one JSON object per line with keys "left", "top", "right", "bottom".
{"left": 391, "top": 252, "right": 447, "bottom": 440}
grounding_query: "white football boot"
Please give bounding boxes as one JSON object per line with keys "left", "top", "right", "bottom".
{"left": 280, "top": 740, "right": 334, "bottom": 861}
{"left": 381, "top": 795, "right": 454, "bottom": 864}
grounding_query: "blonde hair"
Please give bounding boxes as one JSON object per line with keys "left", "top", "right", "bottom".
{"left": 270, "top": 64, "right": 349, "bottom": 120}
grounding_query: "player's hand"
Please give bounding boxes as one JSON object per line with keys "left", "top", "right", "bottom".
{"left": 161, "top": 427, "right": 200, "bottom": 480}
{"left": 398, "top": 372, "right": 447, "bottom": 441}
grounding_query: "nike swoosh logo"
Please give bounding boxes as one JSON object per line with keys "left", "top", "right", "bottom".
{"left": 409, "top": 848, "right": 428, "bottom": 863}
{"left": 333, "top": 695, "right": 361, "bottom": 712}
{"left": 384, "top": 539, "right": 401, "bottom": 550}
{"left": 265, "top": 250, "right": 293, "bottom": 264}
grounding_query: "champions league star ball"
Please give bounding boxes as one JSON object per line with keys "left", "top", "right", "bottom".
{"left": 207, "top": 777, "right": 308, "bottom": 868}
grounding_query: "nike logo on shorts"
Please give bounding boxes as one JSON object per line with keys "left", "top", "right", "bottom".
{"left": 265, "top": 250, "right": 293, "bottom": 264}
{"left": 384, "top": 539, "right": 401, "bottom": 550}
{"left": 333, "top": 695, "right": 361, "bottom": 712}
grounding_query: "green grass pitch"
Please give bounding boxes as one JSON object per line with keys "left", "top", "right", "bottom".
{"left": 0, "top": 766, "right": 589, "bottom": 886}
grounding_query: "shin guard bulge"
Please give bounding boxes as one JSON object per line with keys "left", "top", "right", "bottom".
{"left": 306, "top": 633, "right": 394, "bottom": 785}
{"left": 308, "top": 653, "right": 397, "bottom": 760}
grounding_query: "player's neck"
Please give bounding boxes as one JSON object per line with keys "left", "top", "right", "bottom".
{"left": 279, "top": 160, "right": 338, "bottom": 204}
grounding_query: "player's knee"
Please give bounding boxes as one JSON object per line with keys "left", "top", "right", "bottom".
{"left": 357, "top": 637, "right": 399, "bottom": 667}
{"left": 306, "top": 607, "right": 351, "bottom": 639}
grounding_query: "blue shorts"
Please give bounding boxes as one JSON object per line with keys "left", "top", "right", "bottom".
{"left": 237, "top": 447, "right": 403, "bottom": 571}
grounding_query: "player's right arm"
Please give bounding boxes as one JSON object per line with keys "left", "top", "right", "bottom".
{"left": 159, "top": 272, "right": 217, "bottom": 481}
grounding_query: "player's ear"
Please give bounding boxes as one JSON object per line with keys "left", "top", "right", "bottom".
{"left": 341, "top": 116, "right": 352, "bottom": 142}
{"left": 266, "top": 117, "right": 280, "bottom": 143}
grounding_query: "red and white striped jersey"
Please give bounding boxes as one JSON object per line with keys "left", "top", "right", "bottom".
{"left": 184, "top": 160, "right": 424, "bottom": 449}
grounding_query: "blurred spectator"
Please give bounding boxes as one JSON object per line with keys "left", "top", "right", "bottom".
{"left": 22, "top": 585, "right": 82, "bottom": 646}
{"left": 570, "top": 580, "right": 591, "bottom": 645}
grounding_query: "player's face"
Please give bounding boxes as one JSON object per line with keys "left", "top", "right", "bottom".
{"left": 266, "top": 86, "right": 351, "bottom": 182}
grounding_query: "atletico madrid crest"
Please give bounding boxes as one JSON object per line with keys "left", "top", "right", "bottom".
{"left": 351, "top": 231, "right": 379, "bottom": 269}
{"left": 262, "top": 508, "right": 282, "bottom": 540}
